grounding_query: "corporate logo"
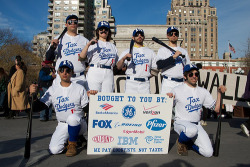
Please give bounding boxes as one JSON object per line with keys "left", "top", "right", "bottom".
{"left": 146, "top": 118, "right": 167, "bottom": 131}
{"left": 92, "top": 135, "right": 114, "bottom": 143}
{"left": 185, "top": 96, "right": 202, "bottom": 113}
{"left": 117, "top": 136, "right": 138, "bottom": 145}
{"left": 145, "top": 136, "right": 164, "bottom": 144}
{"left": 122, "top": 105, "right": 136, "bottom": 119}
{"left": 96, "top": 103, "right": 118, "bottom": 115}
{"left": 93, "top": 120, "right": 112, "bottom": 129}
{"left": 123, "top": 130, "right": 145, "bottom": 134}
{"left": 100, "top": 103, "right": 113, "bottom": 110}
{"left": 143, "top": 105, "right": 160, "bottom": 115}
{"left": 114, "top": 122, "right": 142, "bottom": 128}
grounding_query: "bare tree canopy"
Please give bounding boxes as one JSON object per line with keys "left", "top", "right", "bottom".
{"left": 0, "top": 28, "right": 41, "bottom": 84}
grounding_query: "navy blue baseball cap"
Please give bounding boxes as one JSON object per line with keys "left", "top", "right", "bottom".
{"left": 183, "top": 64, "right": 199, "bottom": 73}
{"left": 132, "top": 28, "right": 144, "bottom": 37}
{"left": 59, "top": 60, "right": 74, "bottom": 70}
{"left": 97, "top": 21, "right": 110, "bottom": 29}
{"left": 167, "top": 26, "right": 179, "bottom": 34}
{"left": 66, "top": 14, "right": 78, "bottom": 23}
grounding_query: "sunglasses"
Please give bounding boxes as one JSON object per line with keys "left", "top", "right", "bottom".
{"left": 99, "top": 27, "right": 109, "bottom": 32}
{"left": 58, "top": 67, "right": 72, "bottom": 74}
{"left": 134, "top": 32, "right": 144, "bottom": 37}
{"left": 67, "top": 20, "right": 78, "bottom": 25}
{"left": 188, "top": 72, "right": 199, "bottom": 78}
{"left": 168, "top": 31, "right": 179, "bottom": 37}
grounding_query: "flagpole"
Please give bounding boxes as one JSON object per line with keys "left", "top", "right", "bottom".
{"left": 228, "top": 40, "right": 230, "bottom": 73}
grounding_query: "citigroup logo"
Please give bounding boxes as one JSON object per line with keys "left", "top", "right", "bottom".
{"left": 122, "top": 105, "right": 136, "bottom": 119}
{"left": 146, "top": 118, "right": 167, "bottom": 131}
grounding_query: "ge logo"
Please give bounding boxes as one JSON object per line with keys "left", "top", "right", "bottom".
{"left": 122, "top": 105, "right": 136, "bottom": 119}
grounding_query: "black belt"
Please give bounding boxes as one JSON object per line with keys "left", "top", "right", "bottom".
{"left": 127, "top": 76, "right": 150, "bottom": 82}
{"left": 90, "top": 64, "right": 111, "bottom": 69}
{"left": 72, "top": 71, "right": 85, "bottom": 78}
{"left": 59, "top": 121, "right": 66, "bottom": 123}
{"left": 163, "top": 76, "right": 183, "bottom": 82}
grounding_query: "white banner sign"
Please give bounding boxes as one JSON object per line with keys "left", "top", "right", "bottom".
{"left": 114, "top": 70, "right": 249, "bottom": 108}
{"left": 87, "top": 93, "right": 173, "bottom": 154}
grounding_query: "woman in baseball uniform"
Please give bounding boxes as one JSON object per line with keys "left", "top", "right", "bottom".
{"left": 168, "top": 64, "right": 227, "bottom": 157}
{"left": 29, "top": 60, "right": 97, "bottom": 157}
{"left": 79, "top": 21, "right": 118, "bottom": 93}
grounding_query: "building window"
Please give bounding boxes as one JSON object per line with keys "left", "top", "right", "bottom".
{"left": 55, "top": 13, "right": 60, "bottom": 17}
{"left": 54, "top": 24, "right": 60, "bottom": 29}
{"left": 54, "top": 18, "right": 60, "bottom": 22}
{"left": 63, "top": 13, "right": 68, "bottom": 16}
{"left": 64, "top": 1, "right": 69, "bottom": 5}
{"left": 72, "top": 6, "right": 77, "bottom": 10}
{"left": 71, "top": 1, "right": 78, "bottom": 4}
{"left": 179, "top": 9, "right": 181, "bottom": 12}
{"left": 54, "top": 31, "right": 60, "bottom": 35}
{"left": 102, "top": 11, "right": 107, "bottom": 14}
{"left": 55, "top": 1, "right": 61, "bottom": 5}
{"left": 55, "top": 6, "right": 61, "bottom": 10}
{"left": 64, "top": 7, "right": 69, "bottom": 11}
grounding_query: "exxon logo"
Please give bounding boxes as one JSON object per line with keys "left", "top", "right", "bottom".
{"left": 146, "top": 118, "right": 167, "bottom": 131}
{"left": 92, "top": 135, "right": 114, "bottom": 143}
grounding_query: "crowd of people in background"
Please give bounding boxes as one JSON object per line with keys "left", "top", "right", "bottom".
{"left": 0, "top": 14, "right": 249, "bottom": 158}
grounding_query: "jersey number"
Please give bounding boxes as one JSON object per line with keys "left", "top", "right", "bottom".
{"left": 145, "top": 64, "right": 149, "bottom": 71}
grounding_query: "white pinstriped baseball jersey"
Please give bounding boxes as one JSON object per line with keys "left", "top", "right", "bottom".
{"left": 172, "top": 83, "right": 216, "bottom": 122}
{"left": 40, "top": 82, "right": 88, "bottom": 122}
{"left": 119, "top": 46, "right": 157, "bottom": 78}
{"left": 54, "top": 33, "right": 89, "bottom": 73}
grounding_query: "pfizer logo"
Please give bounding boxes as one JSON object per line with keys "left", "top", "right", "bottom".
{"left": 146, "top": 118, "right": 167, "bottom": 131}
{"left": 122, "top": 105, "right": 136, "bottom": 119}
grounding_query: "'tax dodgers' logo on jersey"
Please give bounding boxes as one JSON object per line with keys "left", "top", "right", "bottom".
{"left": 63, "top": 42, "right": 82, "bottom": 56}
{"left": 133, "top": 53, "right": 149, "bottom": 65}
{"left": 99, "top": 47, "right": 116, "bottom": 60}
{"left": 171, "top": 51, "right": 182, "bottom": 65}
{"left": 55, "top": 96, "right": 75, "bottom": 112}
{"left": 185, "top": 96, "right": 202, "bottom": 112}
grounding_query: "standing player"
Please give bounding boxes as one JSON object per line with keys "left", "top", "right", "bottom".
{"left": 116, "top": 28, "right": 157, "bottom": 94}
{"left": 167, "top": 64, "right": 227, "bottom": 157}
{"left": 79, "top": 21, "right": 118, "bottom": 92}
{"left": 156, "top": 26, "right": 190, "bottom": 94}
{"left": 29, "top": 60, "right": 97, "bottom": 157}
{"left": 46, "top": 14, "right": 89, "bottom": 89}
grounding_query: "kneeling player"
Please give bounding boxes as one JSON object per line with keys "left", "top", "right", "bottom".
{"left": 30, "top": 60, "right": 97, "bottom": 157}
{"left": 167, "top": 64, "right": 226, "bottom": 157}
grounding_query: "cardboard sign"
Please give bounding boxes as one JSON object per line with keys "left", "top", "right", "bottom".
{"left": 87, "top": 93, "right": 173, "bottom": 154}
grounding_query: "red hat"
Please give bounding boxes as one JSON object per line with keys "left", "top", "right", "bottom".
{"left": 43, "top": 60, "right": 53, "bottom": 64}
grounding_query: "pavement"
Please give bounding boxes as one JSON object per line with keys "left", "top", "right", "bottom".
{"left": 0, "top": 111, "right": 249, "bottom": 167}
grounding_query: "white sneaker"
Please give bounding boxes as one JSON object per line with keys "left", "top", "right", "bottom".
{"left": 241, "top": 124, "right": 249, "bottom": 137}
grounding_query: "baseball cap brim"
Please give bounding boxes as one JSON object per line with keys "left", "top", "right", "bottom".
{"left": 66, "top": 15, "right": 78, "bottom": 23}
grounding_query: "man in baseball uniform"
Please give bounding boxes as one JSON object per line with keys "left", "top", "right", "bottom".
{"left": 79, "top": 21, "right": 118, "bottom": 92}
{"left": 116, "top": 28, "right": 157, "bottom": 94}
{"left": 156, "top": 26, "right": 191, "bottom": 94}
{"left": 167, "top": 64, "right": 227, "bottom": 157}
{"left": 46, "top": 14, "right": 89, "bottom": 90}
{"left": 30, "top": 60, "right": 97, "bottom": 157}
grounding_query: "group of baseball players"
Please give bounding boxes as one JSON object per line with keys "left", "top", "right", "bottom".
{"left": 29, "top": 14, "right": 227, "bottom": 157}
